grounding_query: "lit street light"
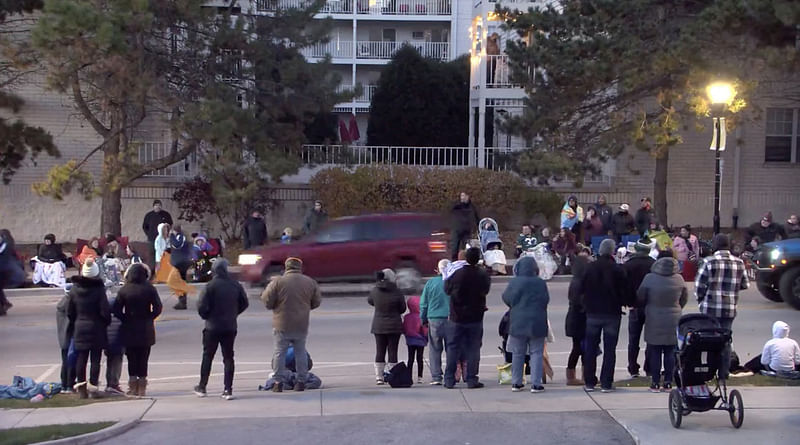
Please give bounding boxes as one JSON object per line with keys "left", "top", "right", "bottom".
{"left": 707, "top": 82, "right": 734, "bottom": 236}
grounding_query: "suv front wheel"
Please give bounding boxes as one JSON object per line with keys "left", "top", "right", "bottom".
{"left": 779, "top": 266, "right": 800, "bottom": 310}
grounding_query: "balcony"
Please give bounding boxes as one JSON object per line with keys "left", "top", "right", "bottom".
{"left": 255, "top": 0, "right": 452, "bottom": 16}
{"left": 337, "top": 84, "right": 379, "bottom": 103}
{"left": 471, "top": 55, "right": 522, "bottom": 89}
{"left": 302, "top": 41, "right": 448, "bottom": 61}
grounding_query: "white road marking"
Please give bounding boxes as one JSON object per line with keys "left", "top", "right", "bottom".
{"left": 35, "top": 364, "right": 59, "bottom": 382}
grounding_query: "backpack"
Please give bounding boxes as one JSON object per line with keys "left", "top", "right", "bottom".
{"left": 386, "top": 362, "right": 413, "bottom": 388}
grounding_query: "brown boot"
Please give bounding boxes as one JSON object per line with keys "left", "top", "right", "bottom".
{"left": 127, "top": 377, "right": 139, "bottom": 396}
{"left": 137, "top": 378, "right": 147, "bottom": 397}
{"left": 566, "top": 368, "right": 584, "bottom": 386}
{"left": 173, "top": 295, "right": 187, "bottom": 310}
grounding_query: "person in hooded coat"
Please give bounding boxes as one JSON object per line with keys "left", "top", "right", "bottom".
{"left": 167, "top": 225, "right": 196, "bottom": 310}
{"left": 368, "top": 269, "right": 406, "bottom": 385}
{"left": 56, "top": 292, "right": 75, "bottom": 392}
{"left": 113, "top": 263, "right": 163, "bottom": 396}
{"left": 33, "top": 234, "right": 68, "bottom": 287}
{"left": 243, "top": 211, "right": 268, "bottom": 249}
{"left": 68, "top": 258, "right": 111, "bottom": 398}
{"left": 403, "top": 295, "right": 427, "bottom": 384}
{"left": 636, "top": 257, "right": 688, "bottom": 391}
{"left": 595, "top": 195, "right": 614, "bottom": 234}
{"left": 0, "top": 229, "right": 23, "bottom": 315}
{"left": 560, "top": 195, "right": 584, "bottom": 239}
{"left": 565, "top": 247, "right": 591, "bottom": 386}
{"left": 153, "top": 223, "right": 173, "bottom": 284}
{"left": 757, "top": 321, "right": 800, "bottom": 374}
{"left": 502, "top": 256, "right": 550, "bottom": 393}
{"left": 622, "top": 240, "right": 655, "bottom": 378}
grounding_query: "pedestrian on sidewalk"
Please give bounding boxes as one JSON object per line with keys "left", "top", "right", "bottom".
{"left": 0, "top": 229, "right": 23, "bottom": 316}
{"left": 68, "top": 258, "right": 111, "bottom": 399}
{"left": 403, "top": 295, "right": 427, "bottom": 385}
{"left": 595, "top": 195, "right": 614, "bottom": 234}
{"left": 612, "top": 204, "right": 635, "bottom": 243}
{"left": 449, "top": 192, "right": 480, "bottom": 261}
{"left": 636, "top": 256, "right": 688, "bottom": 392}
{"left": 635, "top": 197, "right": 655, "bottom": 237}
{"left": 444, "top": 247, "right": 491, "bottom": 389}
{"left": 579, "top": 239, "right": 627, "bottom": 393}
{"left": 622, "top": 239, "right": 656, "bottom": 378}
{"left": 502, "top": 256, "right": 549, "bottom": 393}
{"left": 565, "top": 246, "right": 591, "bottom": 386}
{"left": 243, "top": 210, "right": 268, "bottom": 250}
{"left": 113, "top": 263, "right": 162, "bottom": 397}
{"left": 695, "top": 234, "right": 749, "bottom": 383}
{"left": 104, "top": 295, "right": 125, "bottom": 395}
{"left": 302, "top": 201, "right": 328, "bottom": 236}
{"left": 142, "top": 200, "right": 173, "bottom": 272}
{"left": 194, "top": 259, "right": 248, "bottom": 400}
{"left": 261, "top": 257, "right": 321, "bottom": 392}
{"left": 56, "top": 292, "right": 75, "bottom": 393}
{"left": 167, "top": 225, "right": 195, "bottom": 310}
{"left": 369, "top": 268, "right": 406, "bottom": 385}
{"left": 420, "top": 259, "right": 451, "bottom": 385}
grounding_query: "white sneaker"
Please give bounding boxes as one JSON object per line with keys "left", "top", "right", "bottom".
{"left": 430, "top": 381, "right": 443, "bottom": 386}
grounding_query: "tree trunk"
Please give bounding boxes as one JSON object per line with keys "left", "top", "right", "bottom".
{"left": 653, "top": 150, "right": 669, "bottom": 227}
{"left": 101, "top": 187, "right": 122, "bottom": 237}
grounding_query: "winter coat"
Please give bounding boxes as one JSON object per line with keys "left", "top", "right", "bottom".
{"left": 419, "top": 275, "right": 449, "bottom": 322}
{"left": 142, "top": 210, "right": 173, "bottom": 242}
{"left": 649, "top": 229, "right": 673, "bottom": 251}
{"left": 595, "top": 203, "right": 614, "bottom": 233}
{"left": 554, "top": 231, "right": 577, "bottom": 257}
{"left": 303, "top": 209, "right": 328, "bottom": 235}
{"left": 368, "top": 280, "right": 406, "bottom": 334}
{"left": 747, "top": 222, "right": 786, "bottom": 243}
{"left": 154, "top": 223, "right": 169, "bottom": 263}
{"left": 785, "top": 223, "right": 800, "bottom": 239}
{"left": 113, "top": 265, "right": 163, "bottom": 347}
{"left": 565, "top": 255, "right": 589, "bottom": 338}
{"left": 444, "top": 264, "right": 491, "bottom": 324}
{"left": 622, "top": 254, "right": 656, "bottom": 308}
{"left": 502, "top": 257, "right": 549, "bottom": 338}
{"left": 451, "top": 200, "right": 480, "bottom": 234}
{"left": 0, "top": 240, "right": 25, "bottom": 289}
{"left": 197, "top": 261, "right": 249, "bottom": 332}
{"left": 67, "top": 276, "right": 111, "bottom": 350}
{"left": 262, "top": 269, "right": 322, "bottom": 335}
{"left": 636, "top": 258, "right": 688, "bottom": 345}
{"left": 560, "top": 198, "right": 584, "bottom": 230}
{"left": 761, "top": 321, "right": 800, "bottom": 372}
{"left": 106, "top": 297, "right": 125, "bottom": 355}
{"left": 579, "top": 255, "right": 627, "bottom": 317}
{"left": 403, "top": 296, "right": 427, "bottom": 347}
{"left": 673, "top": 235, "right": 700, "bottom": 262}
{"left": 635, "top": 207, "right": 655, "bottom": 236}
{"left": 56, "top": 295, "right": 73, "bottom": 350}
{"left": 169, "top": 232, "right": 193, "bottom": 266}
{"left": 612, "top": 211, "right": 635, "bottom": 238}
{"left": 243, "top": 216, "right": 268, "bottom": 249}
{"left": 583, "top": 215, "right": 606, "bottom": 244}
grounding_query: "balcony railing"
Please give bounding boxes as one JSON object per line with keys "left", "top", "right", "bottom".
{"left": 337, "top": 84, "right": 379, "bottom": 102}
{"left": 302, "top": 40, "right": 354, "bottom": 58}
{"left": 256, "top": 0, "right": 452, "bottom": 15}
{"left": 138, "top": 142, "right": 199, "bottom": 178}
{"left": 303, "top": 41, "right": 448, "bottom": 60}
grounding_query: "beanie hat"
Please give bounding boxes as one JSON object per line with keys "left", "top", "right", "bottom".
{"left": 634, "top": 237, "right": 655, "bottom": 254}
{"left": 598, "top": 238, "right": 617, "bottom": 256}
{"left": 378, "top": 268, "right": 396, "bottom": 283}
{"left": 619, "top": 203, "right": 630, "bottom": 211}
{"left": 762, "top": 212, "right": 773, "bottom": 223}
{"left": 465, "top": 247, "right": 482, "bottom": 265}
{"left": 285, "top": 257, "right": 303, "bottom": 272}
{"left": 44, "top": 233, "right": 56, "bottom": 243}
{"left": 82, "top": 258, "right": 100, "bottom": 278}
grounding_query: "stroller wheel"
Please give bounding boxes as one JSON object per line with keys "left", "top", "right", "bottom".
{"left": 729, "top": 389, "right": 744, "bottom": 428}
{"left": 668, "top": 388, "right": 683, "bottom": 429}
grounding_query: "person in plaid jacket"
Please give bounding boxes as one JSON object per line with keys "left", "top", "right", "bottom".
{"left": 694, "top": 234, "right": 749, "bottom": 381}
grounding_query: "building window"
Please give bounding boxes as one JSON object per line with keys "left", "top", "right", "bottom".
{"left": 765, "top": 107, "right": 798, "bottom": 163}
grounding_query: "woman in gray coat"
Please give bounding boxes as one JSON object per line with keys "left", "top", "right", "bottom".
{"left": 368, "top": 269, "right": 406, "bottom": 385}
{"left": 636, "top": 256, "right": 688, "bottom": 392}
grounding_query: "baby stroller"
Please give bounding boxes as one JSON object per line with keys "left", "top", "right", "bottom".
{"left": 478, "top": 218, "right": 507, "bottom": 275}
{"left": 669, "top": 313, "right": 744, "bottom": 429}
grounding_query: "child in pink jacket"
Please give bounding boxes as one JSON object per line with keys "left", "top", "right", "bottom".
{"left": 403, "top": 296, "right": 428, "bottom": 384}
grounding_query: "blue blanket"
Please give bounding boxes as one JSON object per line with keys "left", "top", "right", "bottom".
{"left": 258, "top": 372, "right": 322, "bottom": 391}
{"left": 0, "top": 376, "right": 62, "bottom": 399}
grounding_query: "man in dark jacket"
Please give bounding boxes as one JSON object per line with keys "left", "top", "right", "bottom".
{"left": 622, "top": 240, "right": 656, "bottom": 378}
{"left": 141, "top": 200, "right": 173, "bottom": 269}
{"left": 302, "top": 201, "right": 328, "bottom": 236}
{"left": 786, "top": 214, "right": 800, "bottom": 239}
{"left": 169, "top": 225, "right": 194, "bottom": 310}
{"left": 194, "top": 259, "right": 249, "bottom": 400}
{"left": 579, "top": 238, "right": 627, "bottom": 392}
{"left": 746, "top": 212, "right": 786, "bottom": 246}
{"left": 443, "top": 247, "right": 490, "bottom": 388}
{"left": 243, "top": 211, "right": 268, "bottom": 249}
{"left": 635, "top": 197, "right": 655, "bottom": 236}
{"left": 612, "top": 204, "right": 636, "bottom": 243}
{"left": 450, "top": 192, "right": 480, "bottom": 261}
{"left": 595, "top": 195, "right": 614, "bottom": 234}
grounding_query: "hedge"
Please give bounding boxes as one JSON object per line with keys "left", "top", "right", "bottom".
{"left": 309, "top": 166, "right": 564, "bottom": 228}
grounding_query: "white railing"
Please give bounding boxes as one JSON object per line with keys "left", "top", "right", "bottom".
{"left": 486, "top": 55, "right": 514, "bottom": 88}
{"left": 301, "top": 40, "right": 354, "bottom": 59}
{"left": 138, "top": 142, "right": 199, "bottom": 178}
{"left": 356, "top": 41, "right": 448, "bottom": 60}
{"left": 336, "top": 84, "right": 378, "bottom": 103}
{"left": 255, "top": 0, "right": 452, "bottom": 15}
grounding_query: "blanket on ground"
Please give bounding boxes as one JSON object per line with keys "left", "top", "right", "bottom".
{"left": 0, "top": 376, "right": 61, "bottom": 399}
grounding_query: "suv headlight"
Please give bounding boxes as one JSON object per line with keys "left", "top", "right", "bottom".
{"left": 769, "top": 249, "right": 782, "bottom": 262}
{"left": 238, "top": 254, "right": 262, "bottom": 265}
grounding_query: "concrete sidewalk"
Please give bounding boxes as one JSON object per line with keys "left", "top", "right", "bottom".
{"left": 2, "top": 385, "right": 796, "bottom": 444}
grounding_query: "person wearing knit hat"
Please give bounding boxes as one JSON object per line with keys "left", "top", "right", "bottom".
{"left": 746, "top": 211, "right": 787, "bottom": 247}
{"left": 260, "top": 256, "right": 321, "bottom": 393}
{"left": 623, "top": 236, "right": 656, "bottom": 378}
{"left": 612, "top": 204, "right": 635, "bottom": 243}
{"left": 33, "top": 233, "right": 68, "bottom": 287}
{"left": 69, "top": 257, "right": 111, "bottom": 399}
{"left": 579, "top": 237, "right": 627, "bottom": 392}
{"left": 368, "top": 267, "right": 406, "bottom": 385}
{"left": 695, "top": 233, "right": 749, "bottom": 382}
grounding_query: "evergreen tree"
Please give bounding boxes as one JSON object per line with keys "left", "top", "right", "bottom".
{"left": 499, "top": 0, "right": 800, "bottom": 225}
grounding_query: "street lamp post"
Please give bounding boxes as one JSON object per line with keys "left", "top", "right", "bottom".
{"left": 707, "top": 82, "right": 734, "bottom": 236}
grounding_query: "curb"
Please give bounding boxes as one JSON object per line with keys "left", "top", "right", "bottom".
{"left": 603, "top": 409, "right": 641, "bottom": 445}
{"left": 37, "top": 399, "right": 155, "bottom": 445}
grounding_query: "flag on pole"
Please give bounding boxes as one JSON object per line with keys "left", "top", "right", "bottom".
{"left": 709, "top": 117, "right": 726, "bottom": 151}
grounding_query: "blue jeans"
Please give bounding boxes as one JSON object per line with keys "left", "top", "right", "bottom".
{"left": 646, "top": 344, "right": 676, "bottom": 386}
{"left": 272, "top": 330, "right": 308, "bottom": 384}
{"left": 508, "top": 335, "right": 544, "bottom": 387}
{"left": 444, "top": 321, "right": 483, "bottom": 386}
{"left": 428, "top": 319, "right": 447, "bottom": 382}
{"left": 584, "top": 315, "right": 621, "bottom": 389}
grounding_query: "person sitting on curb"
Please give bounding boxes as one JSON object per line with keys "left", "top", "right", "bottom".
{"left": 744, "top": 321, "right": 800, "bottom": 377}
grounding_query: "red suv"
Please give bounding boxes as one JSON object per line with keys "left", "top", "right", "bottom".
{"left": 238, "top": 213, "right": 449, "bottom": 290}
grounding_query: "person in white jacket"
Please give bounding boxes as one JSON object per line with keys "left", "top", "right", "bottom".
{"left": 761, "top": 321, "right": 800, "bottom": 373}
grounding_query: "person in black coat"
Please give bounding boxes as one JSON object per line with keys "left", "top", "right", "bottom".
{"left": 194, "top": 259, "right": 249, "bottom": 400}
{"left": 56, "top": 293, "right": 75, "bottom": 392}
{"left": 449, "top": 192, "right": 480, "bottom": 261}
{"left": 611, "top": 205, "right": 636, "bottom": 243}
{"left": 68, "top": 259, "right": 111, "bottom": 399}
{"left": 443, "top": 247, "right": 491, "bottom": 388}
{"left": 243, "top": 211, "right": 268, "bottom": 249}
{"left": 113, "top": 263, "right": 163, "bottom": 396}
{"left": 368, "top": 269, "right": 406, "bottom": 385}
{"left": 169, "top": 225, "right": 194, "bottom": 310}
{"left": 595, "top": 195, "right": 614, "bottom": 234}
{"left": 565, "top": 247, "right": 591, "bottom": 386}
{"left": 578, "top": 239, "right": 627, "bottom": 392}
{"left": 0, "top": 229, "right": 23, "bottom": 315}
{"left": 621, "top": 241, "right": 656, "bottom": 378}
{"left": 635, "top": 198, "right": 655, "bottom": 236}
{"left": 142, "top": 200, "right": 173, "bottom": 270}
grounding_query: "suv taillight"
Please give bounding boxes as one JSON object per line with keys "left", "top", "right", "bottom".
{"left": 428, "top": 241, "right": 447, "bottom": 253}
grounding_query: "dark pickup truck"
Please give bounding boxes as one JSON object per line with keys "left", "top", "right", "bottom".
{"left": 754, "top": 238, "right": 800, "bottom": 310}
